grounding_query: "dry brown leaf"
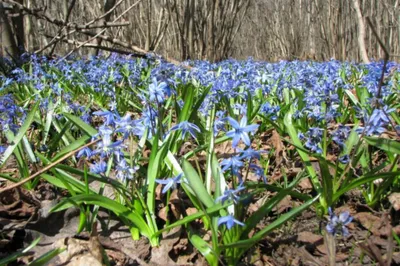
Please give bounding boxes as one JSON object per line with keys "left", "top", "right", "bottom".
{"left": 354, "top": 212, "right": 384, "bottom": 236}
{"left": 274, "top": 195, "right": 298, "bottom": 214}
{"left": 150, "top": 226, "right": 182, "bottom": 265}
{"left": 158, "top": 206, "right": 168, "bottom": 221}
{"left": 54, "top": 238, "right": 103, "bottom": 266}
{"left": 298, "top": 178, "right": 313, "bottom": 191}
{"left": 186, "top": 207, "right": 198, "bottom": 216}
{"left": 297, "top": 232, "right": 323, "bottom": 245}
{"left": 269, "top": 129, "right": 286, "bottom": 166}
{"left": 389, "top": 192, "right": 400, "bottom": 211}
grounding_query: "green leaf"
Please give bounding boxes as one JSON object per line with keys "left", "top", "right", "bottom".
{"left": 188, "top": 228, "right": 218, "bottom": 266}
{"left": 178, "top": 84, "right": 195, "bottom": 122}
{"left": 189, "top": 85, "right": 212, "bottom": 122}
{"left": 146, "top": 134, "right": 171, "bottom": 232}
{"left": 221, "top": 195, "right": 319, "bottom": 250}
{"left": 182, "top": 159, "right": 214, "bottom": 208}
{"left": 364, "top": 137, "right": 400, "bottom": 155}
{"left": 0, "top": 237, "right": 41, "bottom": 265}
{"left": 55, "top": 164, "right": 129, "bottom": 194}
{"left": 241, "top": 181, "right": 298, "bottom": 236}
{"left": 0, "top": 173, "right": 19, "bottom": 183}
{"left": 333, "top": 171, "right": 400, "bottom": 202}
{"left": 344, "top": 89, "right": 361, "bottom": 107}
{"left": 0, "top": 102, "right": 39, "bottom": 167}
{"left": 319, "top": 158, "right": 333, "bottom": 208}
{"left": 50, "top": 194, "right": 152, "bottom": 239}
{"left": 63, "top": 113, "right": 97, "bottom": 136}
{"left": 52, "top": 135, "right": 92, "bottom": 162}
{"left": 29, "top": 248, "right": 66, "bottom": 266}
{"left": 42, "top": 98, "right": 57, "bottom": 144}
{"left": 155, "top": 203, "right": 229, "bottom": 236}
{"left": 283, "top": 109, "right": 320, "bottom": 192}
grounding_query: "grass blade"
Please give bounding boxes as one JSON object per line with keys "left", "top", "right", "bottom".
{"left": 1, "top": 102, "right": 39, "bottom": 166}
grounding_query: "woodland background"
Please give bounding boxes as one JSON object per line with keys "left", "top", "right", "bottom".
{"left": 0, "top": 0, "right": 399, "bottom": 62}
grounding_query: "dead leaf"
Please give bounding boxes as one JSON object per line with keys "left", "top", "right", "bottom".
{"left": 269, "top": 129, "right": 286, "bottom": 166}
{"left": 0, "top": 188, "right": 40, "bottom": 231}
{"left": 297, "top": 232, "right": 323, "bottom": 246}
{"left": 150, "top": 226, "right": 182, "bottom": 265}
{"left": 186, "top": 207, "right": 197, "bottom": 216}
{"left": 158, "top": 206, "right": 168, "bottom": 221}
{"left": 54, "top": 237, "right": 103, "bottom": 266}
{"left": 298, "top": 178, "right": 313, "bottom": 191}
{"left": 52, "top": 222, "right": 105, "bottom": 266}
{"left": 389, "top": 192, "right": 400, "bottom": 211}
{"left": 354, "top": 212, "right": 387, "bottom": 236}
{"left": 274, "top": 195, "right": 298, "bottom": 214}
{"left": 358, "top": 239, "right": 387, "bottom": 266}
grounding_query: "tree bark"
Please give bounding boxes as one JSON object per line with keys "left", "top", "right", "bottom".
{"left": 353, "top": 0, "right": 370, "bottom": 63}
{"left": 0, "top": 2, "right": 19, "bottom": 58}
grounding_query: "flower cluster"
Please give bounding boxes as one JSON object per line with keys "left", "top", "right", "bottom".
{"left": 326, "top": 207, "right": 353, "bottom": 237}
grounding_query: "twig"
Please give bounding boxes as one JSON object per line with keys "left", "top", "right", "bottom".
{"left": 0, "top": 139, "right": 100, "bottom": 194}
{"left": 3, "top": 0, "right": 65, "bottom": 25}
{"left": 365, "top": 17, "right": 390, "bottom": 100}
{"left": 57, "top": 0, "right": 143, "bottom": 62}
{"left": 79, "top": 31, "right": 186, "bottom": 67}
{"left": 45, "top": 35, "right": 143, "bottom": 56}
{"left": 35, "top": 22, "right": 130, "bottom": 54}
{"left": 49, "top": 0, "right": 77, "bottom": 55}
{"left": 73, "top": 22, "right": 130, "bottom": 30}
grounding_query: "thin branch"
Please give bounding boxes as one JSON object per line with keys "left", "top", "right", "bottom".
{"left": 366, "top": 17, "right": 390, "bottom": 100}
{"left": 57, "top": 0, "right": 143, "bottom": 62}
{"left": 49, "top": 0, "right": 77, "bottom": 55}
{"left": 0, "top": 139, "right": 100, "bottom": 194}
{"left": 45, "top": 34, "right": 143, "bottom": 56}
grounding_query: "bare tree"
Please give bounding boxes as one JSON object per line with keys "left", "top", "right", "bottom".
{"left": 0, "top": 0, "right": 399, "bottom": 62}
{"left": 353, "top": 0, "right": 370, "bottom": 63}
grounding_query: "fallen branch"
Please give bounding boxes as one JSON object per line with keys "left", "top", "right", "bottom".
{"left": 45, "top": 35, "right": 143, "bottom": 56}
{"left": 57, "top": 0, "right": 143, "bottom": 62}
{"left": 365, "top": 17, "right": 390, "bottom": 100}
{"left": 79, "top": 30, "right": 185, "bottom": 67}
{"left": 0, "top": 139, "right": 100, "bottom": 194}
{"left": 3, "top": 0, "right": 65, "bottom": 26}
{"left": 73, "top": 22, "right": 130, "bottom": 30}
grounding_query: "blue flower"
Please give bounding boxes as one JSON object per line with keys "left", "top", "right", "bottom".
{"left": 249, "top": 164, "right": 267, "bottom": 184}
{"left": 93, "top": 110, "right": 119, "bottom": 126}
{"left": 149, "top": 77, "right": 168, "bottom": 103}
{"left": 90, "top": 160, "right": 107, "bottom": 175}
{"left": 326, "top": 207, "right": 353, "bottom": 236}
{"left": 331, "top": 125, "right": 350, "bottom": 149}
{"left": 93, "top": 126, "right": 124, "bottom": 158}
{"left": 170, "top": 121, "right": 201, "bottom": 139}
{"left": 357, "top": 106, "right": 394, "bottom": 136}
{"left": 115, "top": 159, "right": 138, "bottom": 181}
{"left": 76, "top": 147, "right": 93, "bottom": 159}
{"left": 115, "top": 114, "right": 145, "bottom": 138}
{"left": 370, "top": 106, "right": 394, "bottom": 126}
{"left": 215, "top": 183, "right": 245, "bottom": 204}
{"left": 156, "top": 173, "right": 183, "bottom": 194}
{"left": 338, "top": 154, "right": 350, "bottom": 164}
{"left": 238, "top": 147, "right": 267, "bottom": 161}
{"left": 226, "top": 116, "right": 259, "bottom": 147}
{"left": 0, "top": 145, "right": 6, "bottom": 154}
{"left": 220, "top": 156, "right": 244, "bottom": 177}
{"left": 218, "top": 215, "right": 245, "bottom": 230}
{"left": 260, "top": 102, "right": 280, "bottom": 120}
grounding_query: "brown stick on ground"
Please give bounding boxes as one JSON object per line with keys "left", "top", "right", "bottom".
{"left": 78, "top": 30, "right": 188, "bottom": 68}
{"left": 0, "top": 139, "right": 100, "bottom": 194}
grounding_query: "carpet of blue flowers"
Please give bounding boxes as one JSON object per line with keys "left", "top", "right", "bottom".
{"left": 0, "top": 54, "right": 399, "bottom": 265}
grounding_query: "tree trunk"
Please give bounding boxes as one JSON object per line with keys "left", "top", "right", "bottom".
{"left": 0, "top": 2, "right": 19, "bottom": 58}
{"left": 353, "top": 0, "right": 370, "bottom": 63}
